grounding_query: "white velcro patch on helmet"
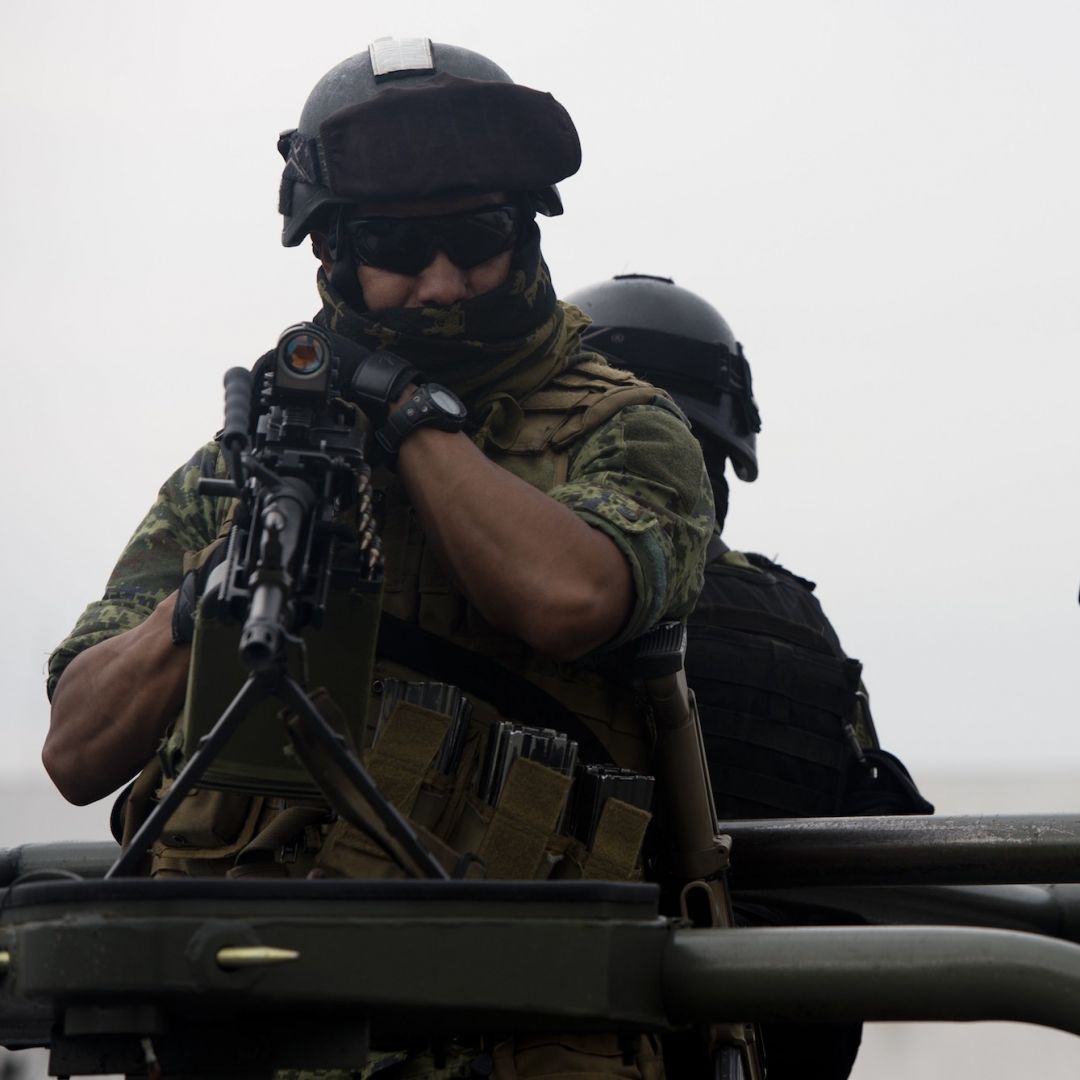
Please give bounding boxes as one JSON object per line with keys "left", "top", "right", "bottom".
{"left": 369, "top": 37, "right": 434, "bottom": 78}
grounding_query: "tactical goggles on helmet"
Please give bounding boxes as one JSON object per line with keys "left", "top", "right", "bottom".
{"left": 341, "top": 204, "right": 526, "bottom": 276}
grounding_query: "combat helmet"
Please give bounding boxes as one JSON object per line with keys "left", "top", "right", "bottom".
{"left": 277, "top": 37, "right": 582, "bottom": 248}
{"left": 566, "top": 274, "right": 761, "bottom": 482}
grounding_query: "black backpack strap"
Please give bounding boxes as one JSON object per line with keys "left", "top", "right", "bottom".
{"left": 743, "top": 551, "right": 818, "bottom": 592}
{"left": 375, "top": 614, "right": 614, "bottom": 766}
{"left": 705, "top": 533, "right": 729, "bottom": 566}
{"left": 697, "top": 606, "right": 841, "bottom": 657}
{"left": 701, "top": 543, "right": 837, "bottom": 655}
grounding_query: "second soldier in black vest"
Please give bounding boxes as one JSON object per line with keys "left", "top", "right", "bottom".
{"left": 566, "top": 273, "right": 932, "bottom": 1080}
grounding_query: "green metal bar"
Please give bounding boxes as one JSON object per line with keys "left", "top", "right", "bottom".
{"left": 723, "top": 814, "right": 1080, "bottom": 887}
{"left": 735, "top": 883, "right": 1080, "bottom": 941}
{"left": 0, "top": 842, "right": 118, "bottom": 886}
{"left": 664, "top": 924, "right": 1080, "bottom": 1035}
{"left": 10, "top": 814, "right": 1080, "bottom": 890}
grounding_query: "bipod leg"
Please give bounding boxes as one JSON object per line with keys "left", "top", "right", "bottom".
{"left": 106, "top": 675, "right": 268, "bottom": 878}
{"left": 278, "top": 675, "right": 449, "bottom": 881}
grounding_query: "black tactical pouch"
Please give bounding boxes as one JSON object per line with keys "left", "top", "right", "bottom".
{"left": 689, "top": 554, "right": 877, "bottom": 821}
{"left": 688, "top": 619, "right": 863, "bottom": 820}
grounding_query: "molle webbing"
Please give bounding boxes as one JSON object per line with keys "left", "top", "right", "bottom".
{"left": 496, "top": 353, "right": 668, "bottom": 455}
{"left": 690, "top": 632, "right": 860, "bottom": 818}
{"left": 689, "top": 551, "right": 864, "bottom": 820}
{"left": 695, "top": 606, "right": 838, "bottom": 656}
{"left": 471, "top": 351, "right": 669, "bottom": 507}
{"left": 692, "top": 626, "right": 861, "bottom": 720}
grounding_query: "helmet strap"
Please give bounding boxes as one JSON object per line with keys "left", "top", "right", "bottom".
{"left": 698, "top": 436, "right": 731, "bottom": 533}
{"left": 711, "top": 468, "right": 730, "bottom": 534}
{"left": 326, "top": 208, "right": 368, "bottom": 313}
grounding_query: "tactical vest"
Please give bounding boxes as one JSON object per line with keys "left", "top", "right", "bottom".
{"left": 134, "top": 353, "right": 676, "bottom": 877}
{"left": 372, "top": 353, "right": 670, "bottom": 772}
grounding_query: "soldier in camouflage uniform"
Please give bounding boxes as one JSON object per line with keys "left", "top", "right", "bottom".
{"left": 43, "top": 41, "right": 710, "bottom": 1080}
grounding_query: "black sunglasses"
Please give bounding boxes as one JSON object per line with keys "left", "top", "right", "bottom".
{"left": 341, "top": 204, "right": 526, "bottom": 276}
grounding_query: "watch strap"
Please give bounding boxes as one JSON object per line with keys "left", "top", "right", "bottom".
{"left": 375, "top": 384, "right": 467, "bottom": 466}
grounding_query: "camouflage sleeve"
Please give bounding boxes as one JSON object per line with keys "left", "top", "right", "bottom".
{"left": 549, "top": 400, "right": 714, "bottom": 648}
{"left": 46, "top": 441, "right": 229, "bottom": 700}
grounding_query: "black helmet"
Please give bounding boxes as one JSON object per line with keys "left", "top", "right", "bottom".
{"left": 278, "top": 37, "right": 582, "bottom": 247}
{"left": 565, "top": 274, "right": 761, "bottom": 482}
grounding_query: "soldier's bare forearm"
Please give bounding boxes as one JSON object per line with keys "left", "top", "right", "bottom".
{"left": 43, "top": 593, "right": 190, "bottom": 805}
{"left": 397, "top": 427, "right": 633, "bottom": 659}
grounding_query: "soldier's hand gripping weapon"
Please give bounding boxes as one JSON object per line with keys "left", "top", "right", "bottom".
{"left": 107, "top": 324, "right": 447, "bottom": 880}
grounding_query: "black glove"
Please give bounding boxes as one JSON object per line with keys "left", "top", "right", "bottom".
{"left": 341, "top": 342, "right": 420, "bottom": 429}
{"left": 171, "top": 540, "right": 229, "bottom": 645}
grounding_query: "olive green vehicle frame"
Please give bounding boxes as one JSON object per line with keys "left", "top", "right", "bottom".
{"left": 6, "top": 814, "right": 1080, "bottom": 1076}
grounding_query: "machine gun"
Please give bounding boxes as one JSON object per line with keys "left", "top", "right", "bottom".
{"left": 109, "top": 322, "right": 446, "bottom": 881}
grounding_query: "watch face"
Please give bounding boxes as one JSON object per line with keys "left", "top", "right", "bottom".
{"left": 429, "top": 387, "right": 467, "bottom": 418}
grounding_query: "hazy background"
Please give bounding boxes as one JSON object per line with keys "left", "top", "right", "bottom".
{"left": 2, "top": 1, "right": 1080, "bottom": 1076}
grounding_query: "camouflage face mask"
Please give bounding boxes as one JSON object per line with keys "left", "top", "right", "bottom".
{"left": 314, "top": 223, "right": 570, "bottom": 406}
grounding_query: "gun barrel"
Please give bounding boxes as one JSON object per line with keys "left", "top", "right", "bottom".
{"left": 238, "top": 478, "right": 316, "bottom": 672}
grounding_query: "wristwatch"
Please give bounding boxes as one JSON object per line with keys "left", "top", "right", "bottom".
{"left": 375, "top": 382, "right": 468, "bottom": 467}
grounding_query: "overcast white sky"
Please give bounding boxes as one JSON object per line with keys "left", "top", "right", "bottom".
{"left": 3, "top": 0, "right": 1079, "bottom": 786}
